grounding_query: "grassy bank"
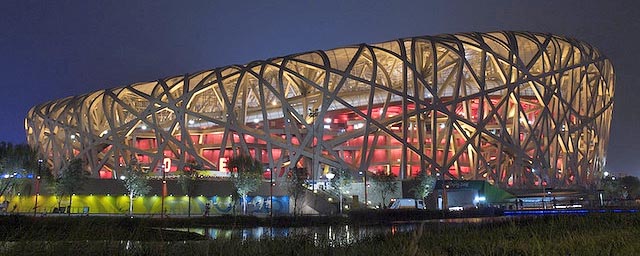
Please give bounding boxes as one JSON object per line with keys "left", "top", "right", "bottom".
{"left": 1, "top": 213, "right": 640, "bottom": 255}
{"left": 341, "top": 213, "right": 640, "bottom": 255}
{"left": 0, "top": 215, "right": 206, "bottom": 241}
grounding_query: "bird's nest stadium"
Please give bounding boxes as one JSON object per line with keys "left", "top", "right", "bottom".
{"left": 26, "top": 31, "right": 614, "bottom": 189}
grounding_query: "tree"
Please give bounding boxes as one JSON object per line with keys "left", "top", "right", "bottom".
{"left": 0, "top": 143, "right": 39, "bottom": 173}
{"left": 52, "top": 158, "right": 88, "bottom": 215}
{"left": 287, "top": 167, "right": 308, "bottom": 216}
{"left": 330, "top": 168, "right": 353, "bottom": 214}
{"left": 413, "top": 170, "right": 436, "bottom": 200}
{"left": 371, "top": 171, "right": 397, "bottom": 208}
{"left": 619, "top": 176, "right": 640, "bottom": 199}
{"left": 601, "top": 175, "right": 622, "bottom": 201}
{"left": 177, "top": 162, "right": 200, "bottom": 217}
{"left": 227, "top": 154, "right": 263, "bottom": 215}
{"left": 121, "top": 164, "right": 151, "bottom": 216}
{"left": 0, "top": 143, "right": 39, "bottom": 198}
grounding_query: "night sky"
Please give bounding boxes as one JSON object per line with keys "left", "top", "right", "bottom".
{"left": 1, "top": 1, "right": 639, "bottom": 175}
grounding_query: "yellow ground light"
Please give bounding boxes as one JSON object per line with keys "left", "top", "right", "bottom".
{"left": 0, "top": 195, "right": 234, "bottom": 215}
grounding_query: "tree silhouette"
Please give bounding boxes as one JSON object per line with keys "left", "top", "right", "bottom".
{"left": 177, "top": 162, "right": 200, "bottom": 217}
{"left": 601, "top": 175, "right": 622, "bottom": 201}
{"left": 287, "top": 167, "right": 308, "bottom": 216}
{"left": 331, "top": 168, "right": 353, "bottom": 214}
{"left": 0, "top": 143, "right": 39, "bottom": 198}
{"left": 413, "top": 170, "right": 436, "bottom": 200}
{"left": 228, "top": 154, "right": 263, "bottom": 215}
{"left": 619, "top": 176, "right": 640, "bottom": 199}
{"left": 121, "top": 163, "right": 151, "bottom": 216}
{"left": 371, "top": 171, "right": 397, "bottom": 208}
{"left": 52, "top": 158, "right": 88, "bottom": 215}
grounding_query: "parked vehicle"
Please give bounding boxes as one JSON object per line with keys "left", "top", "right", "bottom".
{"left": 389, "top": 198, "right": 426, "bottom": 210}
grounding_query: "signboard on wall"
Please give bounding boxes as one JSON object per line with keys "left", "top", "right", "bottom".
{"left": 219, "top": 157, "right": 228, "bottom": 172}
{"left": 163, "top": 158, "right": 171, "bottom": 172}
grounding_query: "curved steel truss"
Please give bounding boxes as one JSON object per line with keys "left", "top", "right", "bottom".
{"left": 26, "top": 31, "right": 614, "bottom": 188}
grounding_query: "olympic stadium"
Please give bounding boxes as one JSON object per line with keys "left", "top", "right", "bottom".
{"left": 26, "top": 31, "right": 614, "bottom": 189}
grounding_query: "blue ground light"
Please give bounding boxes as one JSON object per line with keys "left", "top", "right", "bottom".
{"left": 503, "top": 209, "right": 639, "bottom": 216}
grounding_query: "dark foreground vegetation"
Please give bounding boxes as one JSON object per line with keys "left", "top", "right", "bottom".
{"left": 1, "top": 212, "right": 639, "bottom": 255}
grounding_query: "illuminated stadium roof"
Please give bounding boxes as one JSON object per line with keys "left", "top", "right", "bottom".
{"left": 26, "top": 31, "right": 614, "bottom": 188}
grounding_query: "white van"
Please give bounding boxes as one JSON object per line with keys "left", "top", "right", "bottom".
{"left": 389, "top": 198, "right": 426, "bottom": 210}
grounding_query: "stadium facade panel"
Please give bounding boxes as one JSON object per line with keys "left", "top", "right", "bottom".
{"left": 26, "top": 31, "right": 614, "bottom": 188}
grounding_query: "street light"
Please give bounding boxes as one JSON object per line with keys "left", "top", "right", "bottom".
{"left": 269, "top": 168, "right": 273, "bottom": 218}
{"left": 437, "top": 170, "right": 448, "bottom": 212}
{"left": 160, "top": 163, "right": 168, "bottom": 218}
{"left": 364, "top": 171, "right": 368, "bottom": 207}
{"left": 359, "top": 170, "right": 368, "bottom": 207}
{"left": 308, "top": 108, "right": 319, "bottom": 192}
{"left": 34, "top": 159, "right": 43, "bottom": 217}
{"left": 325, "top": 172, "right": 335, "bottom": 181}
{"left": 532, "top": 169, "right": 546, "bottom": 209}
{"left": 326, "top": 172, "right": 341, "bottom": 214}
{"left": 111, "top": 155, "right": 118, "bottom": 180}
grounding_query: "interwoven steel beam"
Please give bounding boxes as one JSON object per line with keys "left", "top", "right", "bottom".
{"left": 25, "top": 31, "right": 614, "bottom": 189}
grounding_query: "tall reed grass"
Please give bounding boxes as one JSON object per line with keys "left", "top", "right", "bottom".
{"left": 0, "top": 213, "right": 638, "bottom": 255}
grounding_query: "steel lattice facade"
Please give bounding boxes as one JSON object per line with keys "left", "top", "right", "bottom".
{"left": 26, "top": 31, "right": 614, "bottom": 188}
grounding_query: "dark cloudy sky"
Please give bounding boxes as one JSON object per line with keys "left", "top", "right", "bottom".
{"left": 1, "top": 1, "right": 639, "bottom": 174}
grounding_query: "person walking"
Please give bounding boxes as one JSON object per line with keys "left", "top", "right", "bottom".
{"left": 204, "top": 202, "right": 211, "bottom": 216}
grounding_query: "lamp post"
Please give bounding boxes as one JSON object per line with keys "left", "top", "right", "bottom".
{"left": 364, "top": 170, "right": 368, "bottom": 207}
{"left": 599, "top": 171, "right": 610, "bottom": 207}
{"left": 161, "top": 164, "right": 167, "bottom": 218}
{"left": 269, "top": 168, "right": 273, "bottom": 218}
{"left": 326, "top": 172, "right": 339, "bottom": 214}
{"left": 436, "top": 170, "right": 448, "bottom": 215}
{"left": 359, "top": 170, "right": 368, "bottom": 207}
{"left": 308, "top": 108, "right": 319, "bottom": 192}
{"left": 119, "top": 174, "right": 135, "bottom": 215}
{"left": 532, "top": 169, "right": 546, "bottom": 209}
{"left": 112, "top": 155, "right": 118, "bottom": 180}
{"left": 34, "top": 159, "right": 42, "bottom": 217}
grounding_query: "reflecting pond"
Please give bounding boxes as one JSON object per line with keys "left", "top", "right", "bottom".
{"left": 171, "top": 216, "right": 515, "bottom": 246}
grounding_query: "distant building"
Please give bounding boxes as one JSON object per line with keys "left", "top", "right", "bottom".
{"left": 430, "top": 180, "right": 514, "bottom": 210}
{"left": 26, "top": 31, "right": 614, "bottom": 189}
